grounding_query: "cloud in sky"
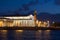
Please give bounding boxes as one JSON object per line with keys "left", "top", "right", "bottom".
{"left": 0, "top": 0, "right": 60, "bottom": 15}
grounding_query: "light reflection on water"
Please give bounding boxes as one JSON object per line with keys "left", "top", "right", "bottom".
{"left": 36, "top": 30, "right": 51, "bottom": 40}
{"left": 15, "top": 30, "right": 23, "bottom": 32}
{"left": 15, "top": 30, "right": 23, "bottom": 40}
{"left": 0, "top": 30, "right": 60, "bottom": 40}
{"left": 0, "top": 30, "right": 7, "bottom": 40}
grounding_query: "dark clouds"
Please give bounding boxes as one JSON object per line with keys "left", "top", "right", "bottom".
{"left": 0, "top": 0, "right": 60, "bottom": 15}
{"left": 54, "top": 0, "right": 60, "bottom": 5}
{"left": 14, "top": 0, "right": 39, "bottom": 14}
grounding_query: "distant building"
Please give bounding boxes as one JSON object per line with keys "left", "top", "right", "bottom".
{"left": 37, "top": 21, "right": 50, "bottom": 27}
{"left": 0, "top": 10, "right": 37, "bottom": 27}
{"left": 4, "top": 15, "right": 35, "bottom": 27}
{"left": 0, "top": 10, "right": 50, "bottom": 27}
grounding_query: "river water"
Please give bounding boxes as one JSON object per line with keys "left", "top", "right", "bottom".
{"left": 0, "top": 30, "right": 60, "bottom": 40}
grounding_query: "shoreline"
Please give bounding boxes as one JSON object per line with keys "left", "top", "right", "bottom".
{"left": 0, "top": 27, "right": 60, "bottom": 30}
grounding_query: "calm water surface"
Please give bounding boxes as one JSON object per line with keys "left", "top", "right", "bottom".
{"left": 0, "top": 30, "right": 60, "bottom": 40}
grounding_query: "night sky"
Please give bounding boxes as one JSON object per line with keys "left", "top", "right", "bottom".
{"left": 0, "top": 0, "right": 60, "bottom": 15}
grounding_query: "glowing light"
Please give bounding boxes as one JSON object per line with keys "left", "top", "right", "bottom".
{"left": 36, "top": 20, "right": 38, "bottom": 25}
{"left": 38, "top": 21, "right": 42, "bottom": 27}
{"left": 46, "top": 30, "right": 50, "bottom": 32}
{"left": 15, "top": 30, "right": 23, "bottom": 32}
{"left": 53, "top": 21, "right": 55, "bottom": 24}
{"left": 29, "top": 15, "right": 33, "bottom": 17}
{"left": 38, "top": 30, "right": 42, "bottom": 32}
{"left": 4, "top": 16, "right": 31, "bottom": 19}
{"left": 0, "top": 21, "right": 3, "bottom": 27}
{"left": 38, "top": 23, "right": 40, "bottom": 27}
{"left": 2, "top": 30, "right": 7, "bottom": 33}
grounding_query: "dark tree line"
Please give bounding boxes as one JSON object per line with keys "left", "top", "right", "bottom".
{"left": 52, "top": 22, "right": 60, "bottom": 27}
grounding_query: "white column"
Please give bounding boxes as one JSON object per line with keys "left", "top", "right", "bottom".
{"left": 47, "top": 21, "right": 50, "bottom": 27}
{"left": 25, "top": 20, "right": 27, "bottom": 27}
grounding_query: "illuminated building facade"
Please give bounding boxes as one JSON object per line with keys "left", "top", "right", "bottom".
{"left": 37, "top": 21, "right": 50, "bottom": 27}
{"left": 0, "top": 15, "right": 35, "bottom": 27}
{"left": 0, "top": 10, "right": 50, "bottom": 27}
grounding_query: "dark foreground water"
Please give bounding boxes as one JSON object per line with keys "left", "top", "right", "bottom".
{"left": 0, "top": 30, "right": 60, "bottom": 40}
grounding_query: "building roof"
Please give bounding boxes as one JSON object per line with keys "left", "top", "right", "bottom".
{"left": 0, "top": 15, "right": 34, "bottom": 20}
